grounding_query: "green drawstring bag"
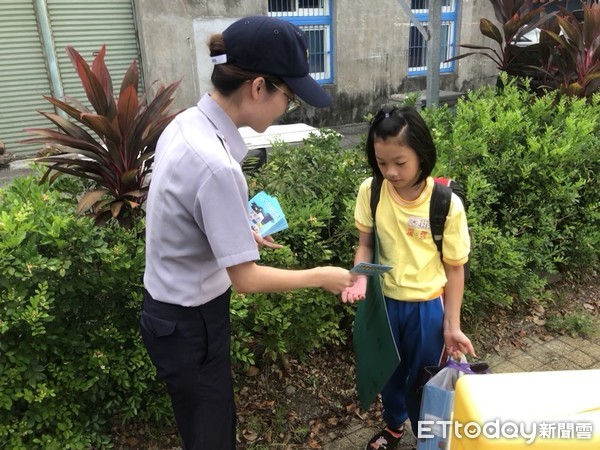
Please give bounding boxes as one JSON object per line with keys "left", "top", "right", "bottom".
{"left": 353, "top": 228, "right": 400, "bottom": 410}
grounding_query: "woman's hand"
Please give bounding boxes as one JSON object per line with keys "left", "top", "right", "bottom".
{"left": 315, "top": 267, "right": 357, "bottom": 294}
{"left": 341, "top": 275, "right": 367, "bottom": 303}
{"left": 252, "top": 231, "right": 283, "bottom": 250}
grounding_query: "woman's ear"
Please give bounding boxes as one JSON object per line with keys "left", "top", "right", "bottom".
{"left": 250, "top": 77, "right": 265, "bottom": 99}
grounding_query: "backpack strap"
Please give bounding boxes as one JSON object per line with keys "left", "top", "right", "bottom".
{"left": 370, "top": 176, "right": 383, "bottom": 222}
{"left": 430, "top": 182, "right": 452, "bottom": 255}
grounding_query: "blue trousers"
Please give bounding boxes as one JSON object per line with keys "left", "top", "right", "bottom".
{"left": 140, "top": 289, "right": 236, "bottom": 450}
{"left": 381, "top": 296, "right": 445, "bottom": 435}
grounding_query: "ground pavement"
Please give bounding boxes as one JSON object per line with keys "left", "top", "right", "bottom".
{"left": 324, "top": 332, "right": 600, "bottom": 449}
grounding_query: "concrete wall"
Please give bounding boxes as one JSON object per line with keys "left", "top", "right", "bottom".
{"left": 332, "top": 0, "right": 411, "bottom": 123}
{"left": 134, "top": 0, "right": 500, "bottom": 127}
{"left": 133, "top": 0, "right": 264, "bottom": 108}
{"left": 330, "top": 0, "right": 500, "bottom": 124}
{"left": 454, "top": 0, "right": 499, "bottom": 92}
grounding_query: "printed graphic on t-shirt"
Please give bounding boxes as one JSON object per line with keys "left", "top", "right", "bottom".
{"left": 407, "top": 216, "right": 430, "bottom": 240}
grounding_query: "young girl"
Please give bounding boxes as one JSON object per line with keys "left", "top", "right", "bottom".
{"left": 141, "top": 16, "right": 356, "bottom": 450}
{"left": 341, "top": 105, "right": 476, "bottom": 450}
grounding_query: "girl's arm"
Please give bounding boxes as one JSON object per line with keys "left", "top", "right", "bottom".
{"left": 354, "top": 231, "right": 374, "bottom": 266}
{"left": 341, "top": 231, "right": 374, "bottom": 303}
{"left": 442, "top": 262, "right": 476, "bottom": 358}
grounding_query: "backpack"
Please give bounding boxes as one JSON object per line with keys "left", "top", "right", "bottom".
{"left": 369, "top": 176, "right": 470, "bottom": 281}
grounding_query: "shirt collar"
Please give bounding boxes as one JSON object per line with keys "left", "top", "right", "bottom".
{"left": 387, "top": 176, "right": 434, "bottom": 208}
{"left": 197, "top": 93, "right": 248, "bottom": 163}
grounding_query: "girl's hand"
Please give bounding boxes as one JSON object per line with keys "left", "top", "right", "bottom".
{"left": 444, "top": 329, "right": 477, "bottom": 359}
{"left": 252, "top": 231, "right": 283, "bottom": 250}
{"left": 341, "top": 275, "right": 367, "bottom": 303}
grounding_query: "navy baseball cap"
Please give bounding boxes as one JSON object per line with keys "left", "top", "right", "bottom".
{"left": 220, "top": 16, "right": 332, "bottom": 108}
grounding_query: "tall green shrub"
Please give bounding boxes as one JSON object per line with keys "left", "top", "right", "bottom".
{"left": 422, "top": 76, "right": 600, "bottom": 311}
{"left": 0, "top": 175, "right": 170, "bottom": 449}
{"left": 231, "top": 130, "right": 369, "bottom": 366}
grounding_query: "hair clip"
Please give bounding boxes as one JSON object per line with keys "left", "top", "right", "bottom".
{"left": 381, "top": 104, "right": 396, "bottom": 117}
{"left": 210, "top": 54, "right": 228, "bottom": 65}
{"left": 371, "top": 104, "right": 397, "bottom": 125}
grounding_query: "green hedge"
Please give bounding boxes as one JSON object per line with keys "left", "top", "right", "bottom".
{"left": 422, "top": 75, "right": 600, "bottom": 311}
{"left": 1, "top": 79, "right": 599, "bottom": 447}
{"left": 232, "top": 130, "right": 369, "bottom": 364}
{"left": 0, "top": 136, "right": 369, "bottom": 448}
{"left": 0, "top": 176, "right": 170, "bottom": 449}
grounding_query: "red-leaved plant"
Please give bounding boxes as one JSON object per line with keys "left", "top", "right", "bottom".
{"left": 24, "top": 45, "right": 180, "bottom": 228}
{"left": 447, "top": 0, "right": 556, "bottom": 73}
{"left": 447, "top": 1, "right": 600, "bottom": 99}
{"left": 542, "top": 3, "right": 600, "bottom": 97}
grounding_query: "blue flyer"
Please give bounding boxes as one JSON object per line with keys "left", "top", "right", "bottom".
{"left": 248, "top": 191, "right": 288, "bottom": 237}
{"left": 350, "top": 262, "right": 393, "bottom": 276}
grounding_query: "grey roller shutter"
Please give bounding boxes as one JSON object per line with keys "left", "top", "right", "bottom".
{"left": 48, "top": 0, "right": 142, "bottom": 109}
{"left": 0, "top": 2, "right": 55, "bottom": 157}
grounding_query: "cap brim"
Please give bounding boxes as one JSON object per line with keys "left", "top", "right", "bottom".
{"left": 282, "top": 75, "right": 332, "bottom": 108}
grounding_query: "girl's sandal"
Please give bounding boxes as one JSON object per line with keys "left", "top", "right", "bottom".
{"left": 365, "top": 424, "right": 405, "bottom": 450}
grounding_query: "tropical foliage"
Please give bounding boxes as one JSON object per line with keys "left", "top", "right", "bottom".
{"left": 449, "top": 0, "right": 600, "bottom": 98}
{"left": 447, "top": 0, "right": 555, "bottom": 72}
{"left": 24, "top": 45, "right": 180, "bottom": 228}
{"left": 542, "top": 3, "right": 600, "bottom": 96}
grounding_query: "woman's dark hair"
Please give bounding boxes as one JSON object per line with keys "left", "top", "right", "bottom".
{"left": 365, "top": 105, "right": 436, "bottom": 187}
{"left": 208, "top": 33, "right": 280, "bottom": 96}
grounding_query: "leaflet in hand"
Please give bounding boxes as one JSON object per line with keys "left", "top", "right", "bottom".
{"left": 248, "top": 191, "right": 288, "bottom": 237}
{"left": 350, "top": 262, "right": 393, "bottom": 276}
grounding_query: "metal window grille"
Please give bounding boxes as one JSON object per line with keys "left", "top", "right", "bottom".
{"left": 410, "top": 0, "right": 454, "bottom": 13}
{"left": 409, "top": 21, "right": 454, "bottom": 72}
{"left": 408, "top": 0, "right": 457, "bottom": 75}
{"left": 268, "top": 0, "right": 332, "bottom": 83}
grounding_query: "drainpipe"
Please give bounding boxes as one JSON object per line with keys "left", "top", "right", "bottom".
{"left": 396, "top": 1, "right": 441, "bottom": 107}
{"left": 426, "top": 2, "right": 441, "bottom": 107}
{"left": 33, "top": 0, "right": 65, "bottom": 113}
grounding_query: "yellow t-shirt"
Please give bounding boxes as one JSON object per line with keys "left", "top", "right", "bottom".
{"left": 355, "top": 176, "right": 470, "bottom": 301}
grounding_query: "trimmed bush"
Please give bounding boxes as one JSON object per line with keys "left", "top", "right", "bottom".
{"left": 0, "top": 136, "right": 369, "bottom": 446}
{"left": 231, "top": 130, "right": 369, "bottom": 365}
{"left": 0, "top": 175, "right": 170, "bottom": 448}
{"left": 422, "top": 75, "right": 600, "bottom": 311}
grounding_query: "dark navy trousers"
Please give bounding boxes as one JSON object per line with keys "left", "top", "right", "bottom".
{"left": 380, "top": 296, "right": 445, "bottom": 435}
{"left": 140, "top": 289, "right": 235, "bottom": 449}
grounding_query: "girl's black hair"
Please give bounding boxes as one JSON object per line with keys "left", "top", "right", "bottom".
{"left": 365, "top": 105, "right": 436, "bottom": 187}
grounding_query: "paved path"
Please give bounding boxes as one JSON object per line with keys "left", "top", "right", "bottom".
{"left": 324, "top": 332, "right": 600, "bottom": 449}
{"left": 0, "top": 158, "right": 37, "bottom": 188}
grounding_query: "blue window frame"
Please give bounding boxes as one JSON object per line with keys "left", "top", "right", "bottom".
{"left": 268, "top": 0, "right": 333, "bottom": 84}
{"left": 408, "top": 0, "right": 458, "bottom": 76}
